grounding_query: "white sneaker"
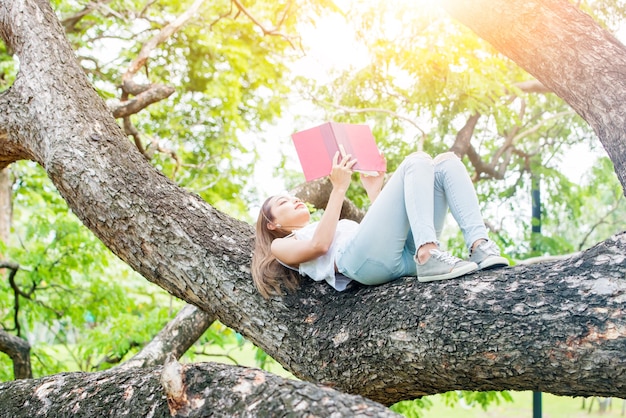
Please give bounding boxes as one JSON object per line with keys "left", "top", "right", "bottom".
{"left": 469, "top": 240, "right": 510, "bottom": 270}
{"left": 417, "top": 249, "right": 478, "bottom": 282}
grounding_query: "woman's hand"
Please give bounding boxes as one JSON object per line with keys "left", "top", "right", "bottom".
{"left": 329, "top": 150, "right": 356, "bottom": 192}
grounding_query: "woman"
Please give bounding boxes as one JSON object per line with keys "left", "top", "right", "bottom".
{"left": 251, "top": 150, "right": 509, "bottom": 298}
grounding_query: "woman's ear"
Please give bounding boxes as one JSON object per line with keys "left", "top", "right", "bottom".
{"left": 267, "top": 222, "right": 282, "bottom": 230}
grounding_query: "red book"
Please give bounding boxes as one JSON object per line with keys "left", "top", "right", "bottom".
{"left": 291, "top": 122, "right": 386, "bottom": 181}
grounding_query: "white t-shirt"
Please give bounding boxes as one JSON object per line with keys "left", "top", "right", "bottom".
{"left": 289, "top": 219, "right": 359, "bottom": 291}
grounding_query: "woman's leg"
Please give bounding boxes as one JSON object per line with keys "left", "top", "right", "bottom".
{"left": 433, "top": 152, "right": 509, "bottom": 269}
{"left": 336, "top": 152, "right": 437, "bottom": 285}
{"left": 432, "top": 152, "right": 488, "bottom": 251}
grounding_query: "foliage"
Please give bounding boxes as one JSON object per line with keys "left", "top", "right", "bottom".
{"left": 49, "top": 0, "right": 315, "bottom": 221}
{"left": 0, "top": 162, "right": 183, "bottom": 380}
{"left": 391, "top": 390, "right": 513, "bottom": 418}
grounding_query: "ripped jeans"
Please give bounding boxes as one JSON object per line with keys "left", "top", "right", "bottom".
{"left": 335, "top": 152, "right": 488, "bottom": 285}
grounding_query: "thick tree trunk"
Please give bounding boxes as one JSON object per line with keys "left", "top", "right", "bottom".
{"left": 1, "top": 0, "right": 626, "bottom": 409}
{"left": 0, "top": 359, "right": 398, "bottom": 417}
{"left": 118, "top": 304, "right": 215, "bottom": 370}
{"left": 442, "top": 0, "right": 626, "bottom": 192}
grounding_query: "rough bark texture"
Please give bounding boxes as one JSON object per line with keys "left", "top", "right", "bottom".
{"left": 442, "top": 0, "right": 626, "bottom": 192}
{"left": 118, "top": 304, "right": 215, "bottom": 370}
{"left": 0, "top": 360, "right": 398, "bottom": 417}
{"left": 1, "top": 0, "right": 626, "bottom": 410}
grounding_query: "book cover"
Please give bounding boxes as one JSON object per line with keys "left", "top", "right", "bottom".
{"left": 291, "top": 122, "right": 386, "bottom": 181}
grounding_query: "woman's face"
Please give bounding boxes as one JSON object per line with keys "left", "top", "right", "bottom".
{"left": 267, "top": 195, "right": 310, "bottom": 231}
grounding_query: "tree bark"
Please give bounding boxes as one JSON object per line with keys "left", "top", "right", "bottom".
{"left": 118, "top": 304, "right": 215, "bottom": 370}
{"left": 0, "top": 359, "right": 398, "bottom": 417}
{"left": 442, "top": 0, "right": 626, "bottom": 192}
{"left": 1, "top": 0, "right": 626, "bottom": 409}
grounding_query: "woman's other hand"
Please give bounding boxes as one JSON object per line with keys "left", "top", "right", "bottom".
{"left": 330, "top": 150, "right": 356, "bottom": 192}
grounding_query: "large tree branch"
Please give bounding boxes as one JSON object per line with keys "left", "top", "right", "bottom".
{"left": 0, "top": 359, "right": 398, "bottom": 417}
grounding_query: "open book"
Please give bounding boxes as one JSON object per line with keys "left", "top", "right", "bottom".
{"left": 291, "top": 122, "right": 386, "bottom": 182}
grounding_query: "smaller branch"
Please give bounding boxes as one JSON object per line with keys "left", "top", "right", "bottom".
{"left": 2, "top": 261, "right": 21, "bottom": 336}
{"left": 230, "top": 0, "right": 298, "bottom": 48}
{"left": 61, "top": 1, "right": 114, "bottom": 33}
{"left": 118, "top": 304, "right": 214, "bottom": 370}
{"left": 121, "top": 0, "right": 205, "bottom": 86}
{"left": 449, "top": 112, "right": 480, "bottom": 157}
{"left": 0, "top": 328, "right": 32, "bottom": 379}
{"left": 514, "top": 79, "right": 552, "bottom": 94}
{"left": 111, "top": 84, "right": 175, "bottom": 118}
{"left": 123, "top": 117, "right": 148, "bottom": 158}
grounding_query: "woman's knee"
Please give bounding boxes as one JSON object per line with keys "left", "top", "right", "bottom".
{"left": 404, "top": 151, "right": 434, "bottom": 169}
{"left": 433, "top": 151, "right": 460, "bottom": 164}
{"left": 408, "top": 151, "right": 433, "bottom": 161}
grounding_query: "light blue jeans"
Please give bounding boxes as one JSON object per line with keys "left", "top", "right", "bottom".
{"left": 335, "top": 152, "right": 488, "bottom": 285}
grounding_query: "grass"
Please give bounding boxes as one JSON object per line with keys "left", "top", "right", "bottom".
{"left": 420, "top": 392, "right": 626, "bottom": 418}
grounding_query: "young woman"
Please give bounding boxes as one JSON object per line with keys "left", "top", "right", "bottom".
{"left": 251, "top": 150, "right": 509, "bottom": 298}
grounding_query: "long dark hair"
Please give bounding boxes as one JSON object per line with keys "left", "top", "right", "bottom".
{"left": 251, "top": 196, "right": 301, "bottom": 298}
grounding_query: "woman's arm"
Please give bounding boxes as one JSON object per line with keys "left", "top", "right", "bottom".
{"left": 360, "top": 171, "right": 385, "bottom": 203}
{"left": 271, "top": 152, "right": 355, "bottom": 266}
{"left": 359, "top": 153, "right": 386, "bottom": 203}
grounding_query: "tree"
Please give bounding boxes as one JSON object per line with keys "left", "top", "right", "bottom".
{"left": 1, "top": 0, "right": 626, "bottom": 415}
{"left": 2, "top": 0, "right": 309, "bottom": 383}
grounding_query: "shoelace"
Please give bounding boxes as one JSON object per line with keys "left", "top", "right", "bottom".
{"left": 479, "top": 240, "right": 500, "bottom": 256}
{"left": 431, "top": 249, "right": 462, "bottom": 265}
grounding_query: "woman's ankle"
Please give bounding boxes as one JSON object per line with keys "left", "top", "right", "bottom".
{"left": 416, "top": 242, "right": 438, "bottom": 264}
{"left": 471, "top": 238, "right": 487, "bottom": 253}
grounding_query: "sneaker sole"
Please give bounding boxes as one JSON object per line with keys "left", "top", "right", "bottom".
{"left": 418, "top": 262, "right": 479, "bottom": 282}
{"left": 477, "top": 256, "right": 510, "bottom": 270}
